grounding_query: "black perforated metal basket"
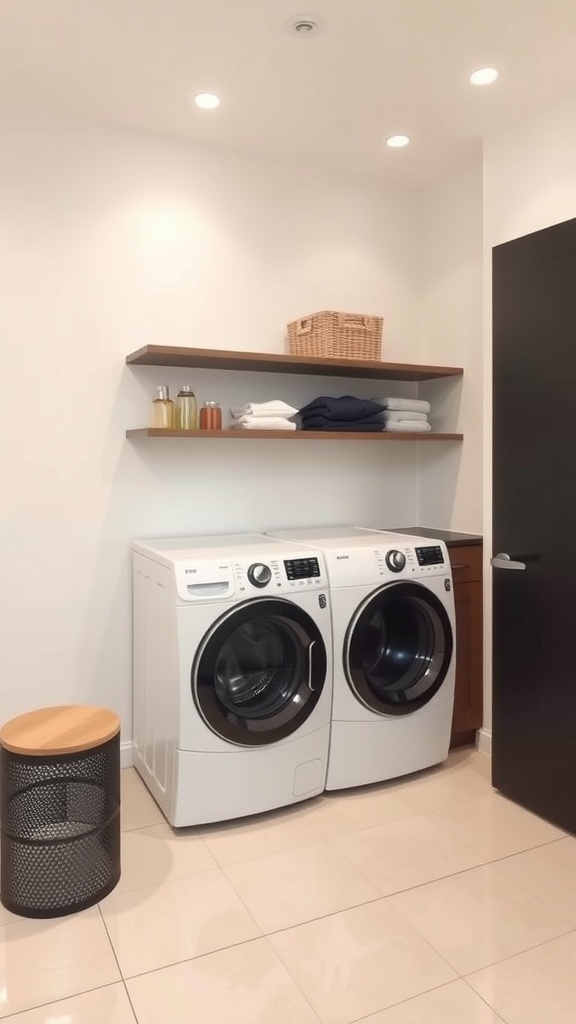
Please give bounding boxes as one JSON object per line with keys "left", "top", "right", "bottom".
{"left": 0, "top": 735, "right": 120, "bottom": 918}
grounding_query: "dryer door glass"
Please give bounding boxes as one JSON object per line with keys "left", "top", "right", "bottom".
{"left": 194, "top": 599, "right": 327, "bottom": 745}
{"left": 346, "top": 582, "right": 453, "bottom": 717}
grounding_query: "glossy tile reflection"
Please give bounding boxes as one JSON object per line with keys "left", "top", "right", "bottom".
{"left": 7, "top": 754, "right": 576, "bottom": 1024}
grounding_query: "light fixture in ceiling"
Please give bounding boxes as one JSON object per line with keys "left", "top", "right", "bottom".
{"left": 287, "top": 14, "right": 326, "bottom": 36}
{"left": 193, "top": 92, "right": 221, "bottom": 110}
{"left": 469, "top": 67, "right": 499, "bottom": 86}
{"left": 386, "top": 134, "right": 410, "bottom": 149}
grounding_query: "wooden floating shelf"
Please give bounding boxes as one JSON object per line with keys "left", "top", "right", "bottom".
{"left": 126, "top": 345, "right": 463, "bottom": 382}
{"left": 126, "top": 428, "right": 464, "bottom": 442}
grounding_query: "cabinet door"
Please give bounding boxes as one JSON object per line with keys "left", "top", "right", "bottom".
{"left": 451, "top": 580, "right": 483, "bottom": 742}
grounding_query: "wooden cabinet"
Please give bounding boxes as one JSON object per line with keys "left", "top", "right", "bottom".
{"left": 449, "top": 544, "right": 483, "bottom": 747}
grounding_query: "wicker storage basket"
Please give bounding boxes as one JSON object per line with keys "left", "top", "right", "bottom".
{"left": 287, "top": 311, "right": 383, "bottom": 361}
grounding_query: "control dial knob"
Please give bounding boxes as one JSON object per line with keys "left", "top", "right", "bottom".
{"left": 386, "top": 549, "right": 406, "bottom": 573}
{"left": 247, "top": 562, "right": 272, "bottom": 588}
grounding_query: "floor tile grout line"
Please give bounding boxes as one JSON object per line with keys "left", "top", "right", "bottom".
{"left": 487, "top": 849, "right": 576, "bottom": 932}
{"left": 260, "top": 933, "right": 324, "bottom": 1024}
{"left": 201, "top": 788, "right": 497, "bottom": 871}
{"left": 117, "top": 933, "right": 270, "bottom": 983}
{"left": 121, "top": 978, "right": 140, "bottom": 1024}
{"left": 101, "top": 860, "right": 222, "bottom": 902}
{"left": 0, "top": 981, "right": 122, "bottom": 1020}
{"left": 98, "top": 903, "right": 128, "bottom": 981}
{"left": 460, "top": 921, "right": 576, "bottom": 980}
{"left": 460, "top": 976, "right": 508, "bottom": 1023}
{"left": 345, "top": 978, "right": 484, "bottom": 1024}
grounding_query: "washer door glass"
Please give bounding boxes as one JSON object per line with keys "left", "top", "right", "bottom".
{"left": 194, "top": 599, "right": 327, "bottom": 745}
{"left": 346, "top": 582, "right": 453, "bottom": 717}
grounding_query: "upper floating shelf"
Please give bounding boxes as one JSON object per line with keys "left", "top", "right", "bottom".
{"left": 125, "top": 345, "right": 463, "bottom": 382}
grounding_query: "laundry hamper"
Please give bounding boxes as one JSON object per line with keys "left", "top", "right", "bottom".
{"left": 287, "top": 310, "right": 383, "bottom": 360}
{"left": 0, "top": 706, "right": 121, "bottom": 918}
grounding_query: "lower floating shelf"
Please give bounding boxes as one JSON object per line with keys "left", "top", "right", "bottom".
{"left": 126, "top": 428, "right": 463, "bottom": 442}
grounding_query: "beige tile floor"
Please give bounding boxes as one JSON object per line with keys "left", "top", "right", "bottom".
{"left": 1, "top": 747, "right": 574, "bottom": 1022}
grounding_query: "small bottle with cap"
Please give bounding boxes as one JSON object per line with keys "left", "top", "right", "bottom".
{"left": 199, "top": 401, "right": 222, "bottom": 430}
{"left": 150, "top": 385, "right": 175, "bottom": 429}
{"left": 175, "top": 385, "right": 198, "bottom": 430}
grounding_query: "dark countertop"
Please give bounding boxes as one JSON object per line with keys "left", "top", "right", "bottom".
{"left": 384, "top": 526, "right": 483, "bottom": 548}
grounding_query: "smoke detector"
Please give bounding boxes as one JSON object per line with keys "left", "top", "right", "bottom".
{"left": 288, "top": 14, "right": 325, "bottom": 37}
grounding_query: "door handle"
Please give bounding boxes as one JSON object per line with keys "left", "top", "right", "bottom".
{"left": 307, "top": 641, "right": 316, "bottom": 691}
{"left": 491, "top": 552, "right": 526, "bottom": 570}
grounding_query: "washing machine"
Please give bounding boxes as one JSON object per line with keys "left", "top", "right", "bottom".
{"left": 267, "top": 526, "right": 456, "bottom": 790}
{"left": 132, "top": 534, "right": 332, "bottom": 826}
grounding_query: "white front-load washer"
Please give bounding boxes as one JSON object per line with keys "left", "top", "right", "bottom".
{"left": 132, "top": 534, "right": 332, "bottom": 826}
{"left": 267, "top": 526, "right": 456, "bottom": 790}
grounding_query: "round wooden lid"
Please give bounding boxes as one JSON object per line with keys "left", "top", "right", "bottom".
{"left": 0, "top": 706, "right": 120, "bottom": 756}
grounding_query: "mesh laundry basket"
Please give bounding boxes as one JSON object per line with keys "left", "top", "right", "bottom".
{"left": 0, "top": 706, "right": 121, "bottom": 918}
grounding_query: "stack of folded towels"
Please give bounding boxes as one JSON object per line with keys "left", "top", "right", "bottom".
{"left": 299, "top": 396, "right": 387, "bottom": 432}
{"left": 230, "top": 400, "right": 298, "bottom": 430}
{"left": 373, "top": 396, "right": 432, "bottom": 432}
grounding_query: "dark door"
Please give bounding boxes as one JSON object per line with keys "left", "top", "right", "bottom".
{"left": 193, "top": 598, "right": 326, "bottom": 746}
{"left": 493, "top": 216, "right": 576, "bottom": 831}
{"left": 344, "top": 582, "right": 453, "bottom": 716}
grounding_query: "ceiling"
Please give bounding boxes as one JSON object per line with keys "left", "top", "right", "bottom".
{"left": 2, "top": 0, "right": 576, "bottom": 186}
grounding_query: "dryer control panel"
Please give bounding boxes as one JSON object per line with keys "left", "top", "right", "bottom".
{"left": 323, "top": 541, "right": 450, "bottom": 587}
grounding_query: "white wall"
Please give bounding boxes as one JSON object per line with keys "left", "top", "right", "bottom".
{"left": 0, "top": 111, "right": 425, "bottom": 755}
{"left": 418, "top": 162, "right": 484, "bottom": 533}
{"left": 481, "top": 93, "right": 576, "bottom": 746}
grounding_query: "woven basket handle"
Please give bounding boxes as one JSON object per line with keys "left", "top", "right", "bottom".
{"left": 338, "top": 313, "right": 374, "bottom": 332}
{"left": 296, "top": 318, "right": 313, "bottom": 336}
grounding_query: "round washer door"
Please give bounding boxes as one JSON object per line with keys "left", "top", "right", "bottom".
{"left": 193, "top": 598, "right": 327, "bottom": 746}
{"left": 345, "top": 582, "right": 453, "bottom": 717}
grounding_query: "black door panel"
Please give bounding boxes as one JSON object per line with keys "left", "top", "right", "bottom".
{"left": 493, "top": 217, "right": 576, "bottom": 831}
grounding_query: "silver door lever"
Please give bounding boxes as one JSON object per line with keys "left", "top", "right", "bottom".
{"left": 491, "top": 552, "right": 526, "bottom": 570}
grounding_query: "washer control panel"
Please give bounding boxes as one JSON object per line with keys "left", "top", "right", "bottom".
{"left": 175, "top": 551, "right": 327, "bottom": 600}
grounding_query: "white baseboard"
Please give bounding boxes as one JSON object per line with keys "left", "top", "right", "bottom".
{"left": 476, "top": 728, "right": 492, "bottom": 757}
{"left": 121, "top": 741, "right": 134, "bottom": 770}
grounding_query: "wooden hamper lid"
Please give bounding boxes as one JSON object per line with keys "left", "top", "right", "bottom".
{"left": 0, "top": 706, "right": 120, "bottom": 756}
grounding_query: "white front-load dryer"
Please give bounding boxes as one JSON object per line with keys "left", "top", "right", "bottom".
{"left": 268, "top": 526, "right": 456, "bottom": 790}
{"left": 132, "top": 534, "right": 332, "bottom": 826}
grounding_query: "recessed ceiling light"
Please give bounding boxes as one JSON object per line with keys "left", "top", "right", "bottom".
{"left": 287, "top": 13, "right": 326, "bottom": 36}
{"left": 469, "top": 67, "right": 499, "bottom": 86}
{"left": 386, "top": 134, "right": 410, "bottom": 149}
{"left": 193, "top": 92, "right": 221, "bottom": 110}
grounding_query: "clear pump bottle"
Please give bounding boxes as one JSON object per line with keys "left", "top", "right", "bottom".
{"left": 175, "top": 385, "right": 198, "bottom": 430}
{"left": 150, "top": 385, "right": 175, "bottom": 429}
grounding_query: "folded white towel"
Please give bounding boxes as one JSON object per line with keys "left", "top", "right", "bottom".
{"left": 231, "top": 401, "right": 298, "bottom": 418}
{"left": 230, "top": 413, "right": 295, "bottom": 425}
{"left": 382, "top": 410, "right": 428, "bottom": 423}
{"left": 376, "top": 397, "right": 431, "bottom": 414}
{"left": 230, "top": 417, "right": 297, "bottom": 431}
{"left": 384, "top": 420, "right": 432, "bottom": 433}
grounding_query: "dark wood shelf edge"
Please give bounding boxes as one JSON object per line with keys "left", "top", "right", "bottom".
{"left": 126, "top": 428, "right": 464, "bottom": 441}
{"left": 125, "top": 345, "right": 463, "bottom": 382}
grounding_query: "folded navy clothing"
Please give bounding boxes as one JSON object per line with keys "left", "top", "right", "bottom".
{"left": 299, "top": 396, "right": 385, "bottom": 422}
{"left": 303, "top": 420, "right": 383, "bottom": 432}
{"left": 303, "top": 414, "right": 384, "bottom": 428}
